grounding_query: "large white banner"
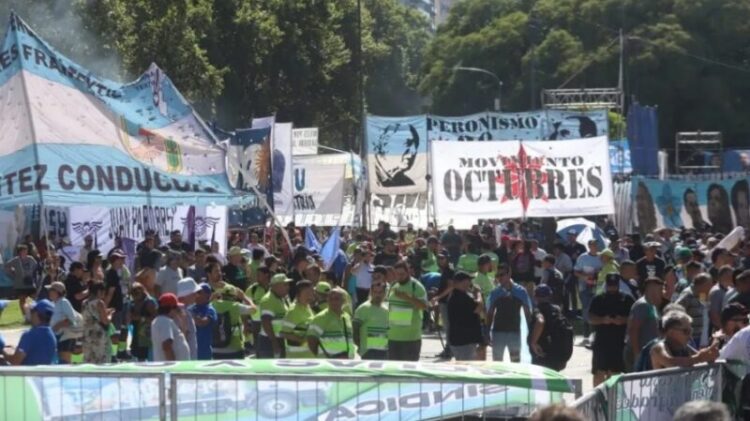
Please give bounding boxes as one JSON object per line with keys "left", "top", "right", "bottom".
{"left": 293, "top": 162, "right": 345, "bottom": 216}
{"left": 272, "top": 123, "right": 294, "bottom": 216}
{"left": 67, "top": 205, "right": 227, "bottom": 257}
{"left": 292, "top": 128, "right": 319, "bottom": 155}
{"left": 431, "top": 137, "right": 614, "bottom": 228}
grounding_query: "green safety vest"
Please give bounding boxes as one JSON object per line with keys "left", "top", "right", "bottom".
{"left": 354, "top": 301, "right": 389, "bottom": 354}
{"left": 309, "top": 309, "right": 355, "bottom": 358}
{"left": 211, "top": 300, "right": 244, "bottom": 352}
{"left": 259, "top": 292, "right": 289, "bottom": 338}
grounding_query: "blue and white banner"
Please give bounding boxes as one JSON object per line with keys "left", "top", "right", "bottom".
{"left": 366, "top": 115, "right": 428, "bottom": 194}
{"left": 0, "top": 14, "right": 240, "bottom": 207}
{"left": 367, "top": 111, "right": 608, "bottom": 194}
{"left": 426, "top": 110, "right": 608, "bottom": 141}
{"left": 633, "top": 177, "right": 750, "bottom": 234}
{"left": 609, "top": 139, "right": 633, "bottom": 175}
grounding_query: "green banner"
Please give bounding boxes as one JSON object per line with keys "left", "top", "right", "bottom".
{"left": 0, "top": 360, "right": 576, "bottom": 420}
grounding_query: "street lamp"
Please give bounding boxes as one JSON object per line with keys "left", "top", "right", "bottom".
{"left": 453, "top": 66, "right": 503, "bottom": 111}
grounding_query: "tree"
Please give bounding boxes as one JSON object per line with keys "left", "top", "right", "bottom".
{"left": 420, "top": 0, "right": 750, "bottom": 146}
{"left": 1, "top": 0, "right": 431, "bottom": 150}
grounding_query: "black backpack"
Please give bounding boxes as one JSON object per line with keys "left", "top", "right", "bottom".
{"left": 541, "top": 305, "right": 574, "bottom": 364}
{"left": 212, "top": 309, "right": 233, "bottom": 348}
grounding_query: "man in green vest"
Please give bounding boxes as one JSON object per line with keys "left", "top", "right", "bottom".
{"left": 314, "top": 281, "right": 353, "bottom": 315}
{"left": 420, "top": 237, "right": 440, "bottom": 274}
{"left": 211, "top": 286, "right": 256, "bottom": 359}
{"left": 307, "top": 288, "right": 355, "bottom": 359}
{"left": 257, "top": 273, "right": 292, "bottom": 358}
{"left": 281, "top": 280, "right": 316, "bottom": 358}
{"left": 245, "top": 265, "right": 271, "bottom": 350}
{"left": 354, "top": 273, "right": 389, "bottom": 360}
{"left": 387, "top": 261, "right": 428, "bottom": 361}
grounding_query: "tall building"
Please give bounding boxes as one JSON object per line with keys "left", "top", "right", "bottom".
{"left": 434, "top": 0, "right": 456, "bottom": 26}
{"left": 401, "top": 0, "right": 435, "bottom": 29}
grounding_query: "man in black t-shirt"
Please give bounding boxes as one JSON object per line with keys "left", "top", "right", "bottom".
{"left": 105, "top": 251, "right": 127, "bottom": 360}
{"left": 447, "top": 272, "right": 483, "bottom": 361}
{"left": 374, "top": 239, "right": 400, "bottom": 267}
{"left": 64, "top": 262, "right": 88, "bottom": 312}
{"left": 430, "top": 251, "right": 455, "bottom": 358}
{"left": 636, "top": 242, "right": 666, "bottom": 285}
{"left": 589, "top": 274, "right": 634, "bottom": 386}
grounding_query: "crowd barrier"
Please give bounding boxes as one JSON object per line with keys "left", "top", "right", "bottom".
{"left": 0, "top": 361, "right": 583, "bottom": 421}
{"left": 572, "top": 361, "right": 744, "bottom": 420}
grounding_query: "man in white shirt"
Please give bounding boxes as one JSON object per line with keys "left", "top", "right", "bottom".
{"left": 246, "top": 232, "right": 269, "bottom": 258}
{"left": 151, "top": 293, "right": 191, "bottom": 361}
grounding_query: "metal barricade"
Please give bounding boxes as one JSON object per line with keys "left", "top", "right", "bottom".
{"left": 0, "top": 368, "right": 166, "bottom": 421}
{"left": 168, "top": 373, "right": 582, "bottom": 420}
{"left": 572, "top": 384, "right": 608, "bottom": 421}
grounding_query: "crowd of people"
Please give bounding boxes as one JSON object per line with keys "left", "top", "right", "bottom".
{"left": 0, "top": 219, "right": 749, "bottom": 389}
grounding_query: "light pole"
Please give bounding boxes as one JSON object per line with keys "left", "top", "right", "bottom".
{"left": 453, "top": 66, "right": 503, "bottom": 111}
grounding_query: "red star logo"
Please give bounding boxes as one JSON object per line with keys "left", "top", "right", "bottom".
{"left": 495, "top": 144, "right": 549, "bottom": 212}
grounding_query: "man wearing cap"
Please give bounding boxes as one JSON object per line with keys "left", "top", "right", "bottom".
{"left": 625, "top": 277, "right": 665, "bottom": 371}
{"left": 223, "top": 247, "right": 249, "bottom": 291}
{"left": 47, "top": 281, "right": 83, "bottom": 364}
{"left": 446, "top": 272, "right": 483, "bottom": 361}
{"left": 564, "top": 230, "right": 586, "bottom": 262}
{"left": 281, "top": 280, "right": 316, "bottom": 358}
{"left": 257, "top": 274, "right": 293, "bottom": 358}
{"left": 574, "top": 240, "right": 603, "bottom": 346}
{"left": 636, "top": 242, "right": 666, "bottom": 286}
{"left": 2, "top": 299, "right": 57, "bottom": 365}
{"left": 308, "top": 288, "right": 355, "bottom": 359}
{"left": 151, "top": 293, "right": 191, "bottom": 361}
{"left": 212, "top": 284, "right": 256, "bottom": 359}
{"left": 64, "top": 262, "right": 89, "bottom": 313}
{"left": 596, "top": 249, "right": 620, "bottom": 294}
{"left": 105, "top": 250, "right": 129, "bottom": 360}
{"left": 719, "top": 306, "right": 750, "bottom": 362}
{"left": 386, "top": 261, "right": 428, "bottom": 361}
{"left": 528, "top": 285, "right": 567, "bottom": 371}
{"left": 189, "top": 283, "right": 217, "bottom": 360}
{"left": 354, "top": 270, "right": 389, "bottom": 360}
{"left": 589, "top": 274, "right": 635, "bottom": 385}
{"left": 176, "top": 278, "right": 202, "bottom": 360}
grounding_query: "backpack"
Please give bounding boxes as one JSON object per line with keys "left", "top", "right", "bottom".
{"left": 212, "top": 309, "right": 234, "bottom": 348}
{"left": 541, "top": 305, "right": 574, "bottom": 364}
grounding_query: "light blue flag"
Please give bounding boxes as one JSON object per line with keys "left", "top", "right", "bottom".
{"left": 320, "top": 227, "right": 341, "bottom": 270}
{"left": 305, "top": 227, "right": 321, "bottom": 252}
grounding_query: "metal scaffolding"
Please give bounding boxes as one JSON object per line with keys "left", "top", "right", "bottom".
{"left": 541, "top": 88, "right": 623, "bottom": 113}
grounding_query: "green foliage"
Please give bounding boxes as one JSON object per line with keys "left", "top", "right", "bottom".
{"left": 421, "top": 0, "right": 750, "bottom": 146}
{"left": 1, "top": 0, "right": 430, "bottom": 150}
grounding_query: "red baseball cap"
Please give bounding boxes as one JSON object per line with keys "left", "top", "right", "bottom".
{"left": 158, "top": 293, "right": 179, "bottom": 309}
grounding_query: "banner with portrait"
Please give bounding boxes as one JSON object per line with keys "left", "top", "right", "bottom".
{"left": 431, "top": 137, "right": 614, "bottom": 229}
{"left": 632, "top": 176, "right": 750, "bottom": 234}
{"left": 426, "top": 110, "right": 608, "bottom": 141}
{"left": 366, "top": 115, "right": 428, "bottom": 194}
